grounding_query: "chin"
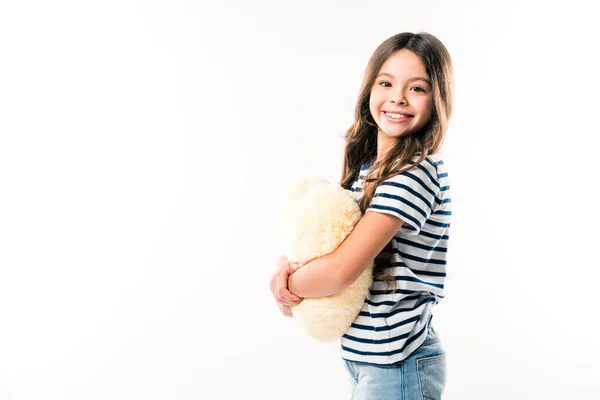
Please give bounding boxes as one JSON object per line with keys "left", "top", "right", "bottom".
{"left": 383, "top": 130, "right": 411, "bottom": 139}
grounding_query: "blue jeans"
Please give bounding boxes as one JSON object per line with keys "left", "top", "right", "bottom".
{"left": 343, "top": 324, "right": 446, "bottom": 399}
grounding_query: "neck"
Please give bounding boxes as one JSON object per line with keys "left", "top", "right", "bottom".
{"left": 376, "top": 130, "right": 393, "bottom": 163}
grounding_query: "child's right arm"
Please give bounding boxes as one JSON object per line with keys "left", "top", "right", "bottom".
{"left": 287, "top": 210, "right": 404, "bottom": 298}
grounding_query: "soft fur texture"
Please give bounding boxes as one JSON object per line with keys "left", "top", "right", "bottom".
{"left": 281, "top": 178, "right": 374, "bottom": 343}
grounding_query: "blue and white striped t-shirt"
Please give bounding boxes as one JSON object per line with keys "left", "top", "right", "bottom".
{"left": 340, "top": 152, "right": 451, "bottom": 366}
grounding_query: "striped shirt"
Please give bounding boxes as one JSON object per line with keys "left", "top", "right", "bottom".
{"left": 340, "top": 152, "right": 451, "bottom": 366}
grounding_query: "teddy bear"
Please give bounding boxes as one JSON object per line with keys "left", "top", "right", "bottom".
{"left": 280, "top": 177, "right": 374, "bottom": 343}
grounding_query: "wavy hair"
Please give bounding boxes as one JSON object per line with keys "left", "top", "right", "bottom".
{"left": 340, "top": 32, "right": 454, "bottom": 285}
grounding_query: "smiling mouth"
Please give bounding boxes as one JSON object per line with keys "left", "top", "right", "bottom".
{"left": 383, "top": 111, "right": 413, "bottom": 120}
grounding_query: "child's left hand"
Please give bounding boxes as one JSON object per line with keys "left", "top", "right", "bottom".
{"left": 270, "top": 255, "right": 303, "bottom": 308}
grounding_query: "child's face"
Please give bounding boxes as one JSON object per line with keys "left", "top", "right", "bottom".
{"left": 369, "top": 49, "right": 433, "bottom": 153}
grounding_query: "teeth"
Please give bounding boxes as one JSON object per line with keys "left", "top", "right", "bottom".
{"left": 385, "top": 112, "right": 410, "bottom": 119}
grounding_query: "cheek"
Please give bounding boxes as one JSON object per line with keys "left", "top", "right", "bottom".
{"left": 368, "top": 93, "right": 378, "bottom": 114}
{"left": 417, "top": 98, "right": 433, "bottom": 119}
{"left": 370, "top": 89, "right": 387, "bottom": 108}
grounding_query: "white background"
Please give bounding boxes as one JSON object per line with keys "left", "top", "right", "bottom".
{"left": 1, "top": 0, "right": 599, "bottom": 399}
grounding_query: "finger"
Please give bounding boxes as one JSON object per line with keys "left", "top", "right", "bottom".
{"left": 276, "top": 274, "right": 301, "bottom": 302}
{"left": 276, "top": 295, "right": 301, "bottom": 307}
{"left": 270, "top": 273, "right": 290, "bottom": 299}
{"left": 289, "top": 262, "right": 302, "bottom": 273}
{"left": 279, "top": 295, "right": 303, "bottom": 307}
{"left": 277, "top": 303, "right": 294, "bottom": 318}
{"left": 289, "top": 298, "right": 303, "bottom": 307}
{"left": 278, "top": 287, "right": 301, "bottom": 303}
{"left": 273, "top": 286, "right": 297, "bottom": 306}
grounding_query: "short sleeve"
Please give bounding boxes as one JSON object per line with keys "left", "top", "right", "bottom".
{"left": 367, "top": 158, "right": 441, "bottom": 235}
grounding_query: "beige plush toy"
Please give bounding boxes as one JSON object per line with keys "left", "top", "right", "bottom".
{"left": 281, "top": 178, "right": 374, "bottom": 343}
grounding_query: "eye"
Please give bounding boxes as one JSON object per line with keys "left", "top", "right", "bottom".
{"left": 379, "top": 81, "right": 391, "bottom": 87}
{"left": 411, "top": 86, "right": 426, "bottom": 93}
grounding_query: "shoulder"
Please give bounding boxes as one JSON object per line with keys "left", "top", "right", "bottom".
{"left": 380, "top": 152, "right": 445, "bottom": 192}
{"left": 424, "top": 152, "right": 449, "bottom": 177}
{"left": 424, "top": 152, "right": 445, "bottom": 169}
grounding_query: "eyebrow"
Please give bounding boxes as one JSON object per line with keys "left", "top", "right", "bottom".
{"left": 376, "top": 72, "right": 431, "bottom": 85}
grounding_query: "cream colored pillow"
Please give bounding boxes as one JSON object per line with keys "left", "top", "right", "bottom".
{"left": 281, "top": 178, "right": 374, "bottom": 343}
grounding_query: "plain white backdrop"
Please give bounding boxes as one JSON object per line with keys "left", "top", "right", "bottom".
{"left": 1, "top": 0, "right": 599, "bottom": 399}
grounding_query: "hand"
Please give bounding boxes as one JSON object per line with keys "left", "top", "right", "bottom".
{"left": 270, "top": 255, "right": 303, "bottom": 307}
{"left": 277, "top": 302, "right": 293, "bottom": 318}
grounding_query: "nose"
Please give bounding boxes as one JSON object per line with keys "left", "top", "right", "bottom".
{"left": 390, "top": 90, "right": 407, "bottom": 105}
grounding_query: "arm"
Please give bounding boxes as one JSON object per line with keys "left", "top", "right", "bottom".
{"left": 287, "top": 210, "right": 404, "bottom": 298}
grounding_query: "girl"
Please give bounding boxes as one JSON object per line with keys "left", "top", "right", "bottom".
{"left": 270, "top": 31, "right": 453, "bottom": 400}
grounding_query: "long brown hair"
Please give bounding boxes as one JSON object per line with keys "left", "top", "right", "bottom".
{"left": 341, "top": 32, "right": 454, "bottom": 284}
